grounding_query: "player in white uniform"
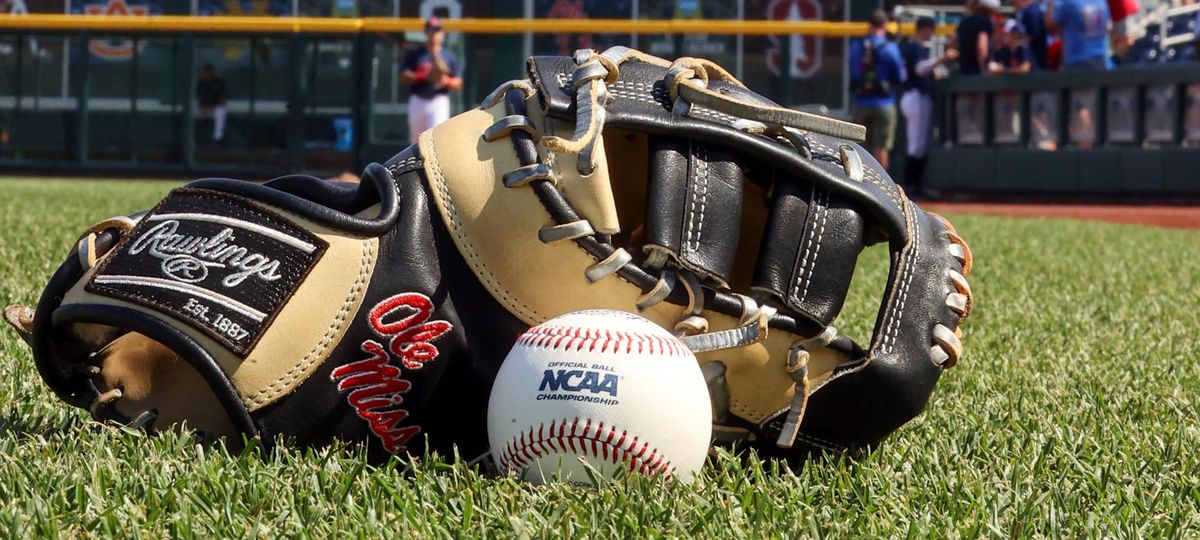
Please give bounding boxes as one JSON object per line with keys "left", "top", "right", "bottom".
{"left": 400, "top": 18, "right": 463, "bottom": 144}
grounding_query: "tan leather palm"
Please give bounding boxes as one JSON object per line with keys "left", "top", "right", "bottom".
{"left": 94, "top": 332, "right": 237, "bottom": 439}
{"left": 421, "top": 100, "right": 848, "bottom": 425}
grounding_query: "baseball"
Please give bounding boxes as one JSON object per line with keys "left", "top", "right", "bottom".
{"left": 487, "top": 310, "right": 712, "bottom": 485}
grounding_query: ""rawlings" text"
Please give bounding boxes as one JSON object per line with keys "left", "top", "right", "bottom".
{"left": 128, "top": 220, "right": 283, "bottom": 286}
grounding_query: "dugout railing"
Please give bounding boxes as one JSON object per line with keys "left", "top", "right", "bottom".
{"left": 928, "top": 64, "right": 1200, "bottom": 196}
{"left": 0, "top": 16, "right": 906, "bottom": 178}
{"left": 0, "top": 23, "right": 503, "bottom": 177}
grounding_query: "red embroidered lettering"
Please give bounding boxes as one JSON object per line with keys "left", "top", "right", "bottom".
{"left": 332, "top": 292, "right": 453, "bottom": 454}
{"left": 347, "top": 378, "right": 412, "bottom": 411}
{"left": 331, "top": 341, "right": 393, "bottom": 390}
{"left": 371, "top": 293, "right": 452, "bottom": 370}
{"left": 391, "top": 339, "right": 443, "bottom": 370}
{"left": 369, "top": 293, "right": 433, "bottom": 335}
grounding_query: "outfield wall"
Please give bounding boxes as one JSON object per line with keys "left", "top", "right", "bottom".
{"left": 0, "top": 1, "right": 870, "bottom": 177}
{"left": 2, "top": 4, "right": 1198, "bottom": 198}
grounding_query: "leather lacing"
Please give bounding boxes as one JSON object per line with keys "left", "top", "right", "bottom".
{"left": 84, "top": 379, "right": 159, "bottom": 430}
{"left": 481, "top": 47, "right": 975, "bottom": 449}
{"left": 480, "top": 48, "right": 845, "bottom": 449}
{"left": 480, "top": 49, "right": 819, "bottom": 449}
{"left": 69, "top": 216, "right": 165, "bottom": 433}
{"left": 928, "top": 212, "right": 975, "bottom": 369}
{"left": 481, "top": 48, "right": 775, "bottom": 356}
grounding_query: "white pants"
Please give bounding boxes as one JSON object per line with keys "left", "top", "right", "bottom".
{"left": 408, "top": 94, "right": 451, "bottom": 144}
{"left": 199, "top": 105, "right": 226, "bottom": 141}
{"left": 899, "top": 90, "right": 933, "bottom": 158}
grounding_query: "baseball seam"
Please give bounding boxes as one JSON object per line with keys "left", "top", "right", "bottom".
{"left": 498, "top": 418, "right": 675, "bottom": 480}
{"left": 516, "top": 325, "right": 690, "bottom": 356}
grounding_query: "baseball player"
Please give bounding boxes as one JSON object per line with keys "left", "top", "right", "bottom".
{"left": 400, "top": 17, "right": 462, "bottom": 144}
{"left": 196, "top": 64, "right": 229, "bottom": 142}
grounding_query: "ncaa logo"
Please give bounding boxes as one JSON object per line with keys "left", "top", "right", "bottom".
{"left": 539, "top": 369, "right": 619, "bottom": 397}
{"left": 767, "top": 0, "right": 824, "bottom": 78}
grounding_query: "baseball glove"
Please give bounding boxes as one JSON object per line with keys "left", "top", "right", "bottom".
{"left": 428, "top": 48, "right": 451, "bottom": 87}
{"left": 5, "top": 47, "right": 973, "bottom": 464}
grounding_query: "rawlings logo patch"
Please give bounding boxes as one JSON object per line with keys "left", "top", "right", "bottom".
{"left": 127, "top": 220, "right": 286, "bottom": 286}
{"left": 87, "top": 188, "right": 327, "bottom": 356}
{"left": 331, "top": 292, "right": 452, "bottom": 454}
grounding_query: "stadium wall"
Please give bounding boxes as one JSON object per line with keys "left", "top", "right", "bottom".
{"left": 1, "top": 1, "right": 1198, "bottom": 198}
{"left": 0, "top": 0, "right": 862, "bottom": 177}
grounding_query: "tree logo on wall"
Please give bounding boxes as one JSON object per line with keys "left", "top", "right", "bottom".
{"left": 766, "top": 0, "right": 823, "bottom": 78}
{"left": 84, "top": 0, "right": 150, "bottom": 60}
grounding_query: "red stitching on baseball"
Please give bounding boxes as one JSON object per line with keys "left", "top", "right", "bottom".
{"left": 498, "top": 417, "right": 675, "bottom": 479}
{"left": 516, "top": 325, "right": 690, "bottom": 356}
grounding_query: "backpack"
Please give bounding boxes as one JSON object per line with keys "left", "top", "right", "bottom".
{"left": 853, "top": 37, "right": 892, "bottom": 98}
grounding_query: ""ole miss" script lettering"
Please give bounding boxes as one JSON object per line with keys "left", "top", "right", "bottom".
{"left": 330, "top": 292, "right": 452, "bottom": 453}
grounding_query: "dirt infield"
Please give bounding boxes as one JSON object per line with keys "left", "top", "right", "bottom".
{"left": 926, "top": 202, "right": 1200, "bottom": 230}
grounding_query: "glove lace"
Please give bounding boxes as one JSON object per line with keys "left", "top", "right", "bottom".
{"left": 481, "top": 51, "right": 781, "bottom": 356}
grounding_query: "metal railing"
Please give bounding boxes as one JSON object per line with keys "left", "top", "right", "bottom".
{"left": 926, "top": 64, "right": 1200, "bottom": 195}
{"left": 0, "top": 15, "right": 902, "bottom": 177}
{"left": 0, "top": 31, "right": 391, "bottom": 176}
{"left": 935, "top": 64, "right": 1200, "bottom": 149}
{"left": 0, "top": 14, "right": 924, "bottom": 36}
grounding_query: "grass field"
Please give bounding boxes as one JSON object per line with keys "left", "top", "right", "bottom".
{"left": 1, "top": 177, "right": 1198, "bottom": 538}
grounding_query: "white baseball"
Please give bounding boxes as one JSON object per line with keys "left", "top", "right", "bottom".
{"left": 487, "top": 310, "right": 712, "bottom": 485}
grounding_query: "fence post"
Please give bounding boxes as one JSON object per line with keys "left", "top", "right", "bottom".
{"left": 286, "top": 34, "right": 305, "bottom": 171}
{"left": 1097, "top": 86, "right": 1108, "bottom": 146}
{"left": 1020, "top": 89, "right": 1031, "bottom": 148}
{"left": 776, "top": 32, "right": 792, "bottom": 106}
{"left": 1057, "top": 88, "right": 1069, "bottom": 149}
{"left": 130, "top": 36, "right": 140, "bottom": 162}
{"left": 982, "top": 91, "right": 993, "bottom": 147}
{"left": 180, "top": 33, "right": 196, "bottom": 169}
{"left": 353, "top": 32, "right": 374, "bottom": 172}
{"left": 1134, "top": 84, "right": 1146, "bottom": 146}
{"left": 73, "top": 33, "right": 91, "bottom": 166}
{"left": 14, "top": 34, "right": 23, "bottom": 118}
{"left": 1173, "top": 83, "right": 1185, "bottom": 145}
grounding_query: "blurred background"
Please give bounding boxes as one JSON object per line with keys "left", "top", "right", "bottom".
{"left": 0, "top": 0, "right": 1197, "bottom": 198}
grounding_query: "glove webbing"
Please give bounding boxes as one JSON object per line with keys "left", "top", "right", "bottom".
{"left": 492, "top": 87, "right": 790, "bottom": 356}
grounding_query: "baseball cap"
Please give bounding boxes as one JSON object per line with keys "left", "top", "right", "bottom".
{"left": 424, "top": 17, "right": 443, "bottom": 32}
{"left": 916, "top": 16, "right": 936, "bottom": 30}
{"left": 978, "top": 0, "right": 1001, "bottom": 10}
{"left": 1003, "top": 19, "right": 1027, "bottom": 36}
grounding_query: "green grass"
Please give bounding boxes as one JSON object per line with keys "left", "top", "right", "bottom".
{"left": 1, "top": 177, "right": 1199, "bottom": 538}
